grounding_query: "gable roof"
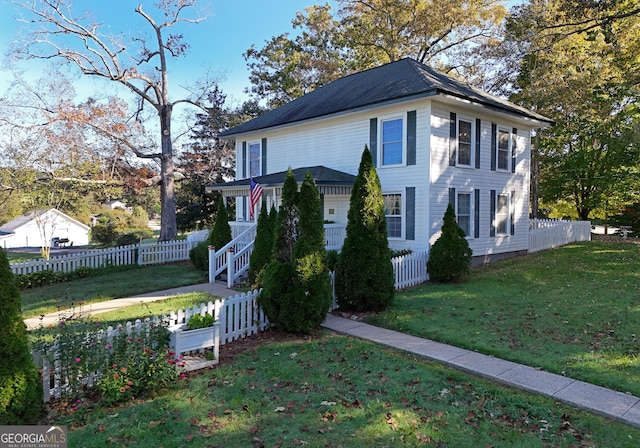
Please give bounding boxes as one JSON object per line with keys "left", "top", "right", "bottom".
{"left": 0, "top": 209, "right": 90, "bottom": 233}
{"left": 220, "top": 58, "right": 553, "bottom": 138}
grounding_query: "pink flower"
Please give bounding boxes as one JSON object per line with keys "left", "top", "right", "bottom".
{"left": 106, "top": 343, "right": 112, "bottom": 349}
{"left": 119, "top": 387, "right": 126, "bottom": 393}
{"left": 75, "top": 357, "right": 81, "bottom": 363}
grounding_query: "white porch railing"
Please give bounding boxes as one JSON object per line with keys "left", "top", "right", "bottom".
{"left": 529, "top": 219, "right": 591, "bottom": 253}
{"left": 230, "top": 222, "right": 257, "bottom": 239}
{"left": 324, "top": 223, "right": 346, "bottom": 252}
{"left": 209, "top": 223, "right": 347, "bottom": 286}
{"left": 208, "top": 224, "right": 258, "bottom": 285}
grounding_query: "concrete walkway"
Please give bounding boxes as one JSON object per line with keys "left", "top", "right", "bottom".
{"left": 321, "top": 314, "right": 640, "bottom": 429}
{"left": 24, "top": 282, "right": 238, "bottom": 330}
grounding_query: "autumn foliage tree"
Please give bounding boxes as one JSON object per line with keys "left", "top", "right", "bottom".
{"left": 11, "top": 0, "right": 218, "bottom": 240}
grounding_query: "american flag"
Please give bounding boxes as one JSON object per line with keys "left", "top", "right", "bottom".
{"left": 249, "top": 178, "right": 263, "bottom": 220}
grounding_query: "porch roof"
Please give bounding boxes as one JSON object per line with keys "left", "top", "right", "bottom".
{"left": 206, "top": 166, "right": 356, "bottom": 198}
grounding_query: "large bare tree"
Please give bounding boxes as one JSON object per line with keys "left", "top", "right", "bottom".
{"left": 10, "top": 0, "right": 214, "bottom": 240}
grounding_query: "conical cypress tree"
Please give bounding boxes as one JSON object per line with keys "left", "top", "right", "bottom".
{"left": 335, "top": 147, "right": 395, "bottom": 312}
{"left": 427, "top": 203, "right": 473, "bottom": 282}
{"left": 259, "top": 169, "right": 299, "bottom": 330}
{"left": 210, "top": 197, "right": 232, "bottom": 250}
{"left": 248, "top": 198, "right": 275, "bottom": 286}
{"left": 0, "top": 249, "right": 42, "bottom": 424}
{"left": 288, "top": 172, "right": 332, "bottom": 333}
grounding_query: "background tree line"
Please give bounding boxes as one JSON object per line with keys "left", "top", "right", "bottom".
{"left": 1, "top": 0, "right": 639, "bottom": 236}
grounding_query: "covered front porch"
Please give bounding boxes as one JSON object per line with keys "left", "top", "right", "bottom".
{"left": 206, "top": 165, "right": 356, "bottom": 250}
{"left": 205, "top": 166, "right": 356, "bottom": 286}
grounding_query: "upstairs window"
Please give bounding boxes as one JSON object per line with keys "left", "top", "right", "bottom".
{"left": 383, "top": 193, "right": 402, "bottom": 238}
{"left": 458, "top": 119, "right": 472, "bottom": 166}
{"left": 249, "top": 142, "right": 261, "bottom": 177}
{"left": 382, "top": 118, "right": 403, "bottom": 166}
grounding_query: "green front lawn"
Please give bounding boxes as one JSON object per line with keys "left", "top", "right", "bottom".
{"left": 367, "top": 241, "right": 640, "bottom": 396}
{"left": 64, "top": 334, "right": 640, "bottom": 447}
{"left": 21, "top": 262, "right": 207, "bottom": 318}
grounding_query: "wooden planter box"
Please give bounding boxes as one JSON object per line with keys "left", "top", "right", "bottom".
{"left": 167, "top": 322, "right": 220, "bottom": 370}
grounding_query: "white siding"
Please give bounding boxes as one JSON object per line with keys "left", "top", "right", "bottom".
{"left": 231, "top": 96, "right": 538, "bottom": 257}
{"left": 430, "top": 101, "right": 532, "bottom": 258}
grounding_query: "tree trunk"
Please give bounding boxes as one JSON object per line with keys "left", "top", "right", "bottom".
{"left": 159, "top": 104, "right": 177, "bottom": 241}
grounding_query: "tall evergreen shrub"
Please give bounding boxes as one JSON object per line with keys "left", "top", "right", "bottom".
{"left": 259, "top": 169, "right": 299, "bottom": 331}
{"left": 289, "top": 172, "right": 332, "bottom": 333}
{"left": 335, "top": 147, "right": 395, "bottom": 312}
{"left": 210, "top": 198, "right": 232, "bottom": 250}
{"left": 0, "top": 249, "right": 42, "bottom": 424}
{"left": 248, "top": 199, "right": 276, "bottom": 286}
{"left": 427, "top": 203, "right": 473, "bottom": 282}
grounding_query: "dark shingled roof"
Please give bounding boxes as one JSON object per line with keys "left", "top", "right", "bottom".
{"left": 220, "top": 58, "right": 553, "bottom": 137}
{"left": 206, "top": 166, "right": 356, "bottom": 191}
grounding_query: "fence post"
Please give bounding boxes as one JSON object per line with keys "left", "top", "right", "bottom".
{"left": 208, "top": 246, "right": 215, "bottom": 283}
{"left": 137, "top": 243, "right": 143, "bottom": 265}
{"left": 226, "top": 247, "right": 235, "bottom": 288}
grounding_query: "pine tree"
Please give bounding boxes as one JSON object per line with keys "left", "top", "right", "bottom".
{"left": 0, "top": 249, "right": 42, "bottom": 424}
{"left": 248, "top": 198, "right": 276, "bottom": 286}
{"left": 427, "top": 203, "right": 473, "bottom": 282}
{"left": 335, "top": 147, "right": 395, "bottom": 311}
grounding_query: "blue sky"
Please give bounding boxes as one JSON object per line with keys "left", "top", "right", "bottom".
{"left": 0, "top": 1, "right": 520, "bottom": 106}
{"left": 0, "top": 1, "right": 330, "bottom": 104}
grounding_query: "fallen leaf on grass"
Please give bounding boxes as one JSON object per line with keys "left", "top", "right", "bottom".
{"left": 320, "top": 401, "right": 337, "bottom": 406}
{"left": 274, "top": 406, "right": 286, "bottom": 412}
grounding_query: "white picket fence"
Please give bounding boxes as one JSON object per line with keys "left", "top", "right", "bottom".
{"left": 11, "top": 240, "right": 196, "bottom": 275}
{"left": 36, "top": 317, "right": 164, "bottom": 403}
{"left": 529, "top": 219, "right": 591, "bottom": 253}
{"left": 392, "top": 251, "right": 429, "bottom": 289}
{"left": 36, "top": 290, "right": 267, "bottom": 402}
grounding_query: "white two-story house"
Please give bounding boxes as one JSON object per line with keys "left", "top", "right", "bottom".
{"left": 207, "top": 58, "right": 553, "bottom": 264}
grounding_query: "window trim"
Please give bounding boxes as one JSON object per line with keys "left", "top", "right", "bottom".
{"left": 383, "top": 192, "right": 404, "bottom": 239}
{"left": 457, "top": 116, "right": 474, "bottom": 167}
{"left": 379, "top": 115, "right": 406, "bottom": 167}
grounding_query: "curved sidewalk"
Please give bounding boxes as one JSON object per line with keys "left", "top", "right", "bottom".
{"left": 322, "top": 314, "right": 640, "bottom": 429}
{"left": 24, "top": 282, "right": 238, "bottom": 331}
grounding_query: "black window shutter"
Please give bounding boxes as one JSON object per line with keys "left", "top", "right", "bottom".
{"left": 475, "top": 118, "right": 481, "bottom": 169}
{"left": 261, "top": 138, "right": 267, "bottom": 175}
{"left": 449, "top": 112, "right": 457, "bottom": 166}
{"left": 407, "top": 111, "right": 416, "bottom": 166}
{"left": 369, "top": 118, "right": 378, "bottom": 168}
{"left": 490, "top": 190, "right": 496, "bottom": 237}
{"left": 510, "top": 190, "right": 516, "bottom": 235}
{"left": 449, "top": 188, "right": 456, "bottom": 207}
{"left": 474, "top": 189, "right": 480, "bottom": 238}
{"left": 490, "top": 123, "right": 497, "bottom": 171}
{"left": 406, "top": 187, "right": 415, "bottom": 240}
{"left": 242, "top": 141, "right": 247, "bottom": 178}
{"left": 511, "top": 128, "right": 517, "bottom": 173}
